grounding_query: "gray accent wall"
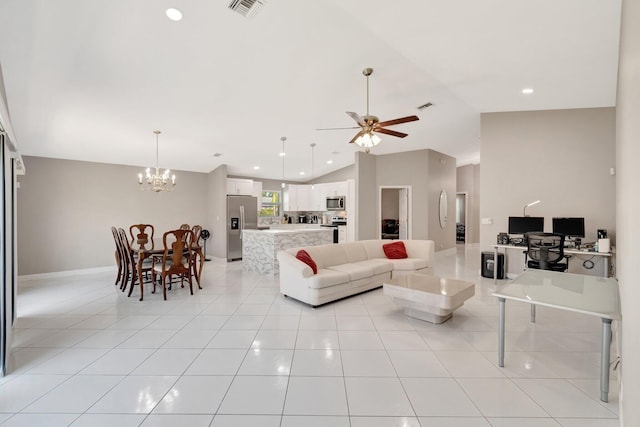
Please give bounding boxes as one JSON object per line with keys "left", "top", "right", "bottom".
{"left": 355, "top": 149, "right": 456, "bottom": 250}
{"left": 480, "top": 108, "right": 616, "bottom": 276}
{"left": 17, "top": 156, "right": 208, "bottom": 275}
{"left": 311, "top": 164, "right": 355, "bottom": 184}
{"left": 207, "top": 165, "right": 227, "bottom": 261}
{"left": 457, "top": 164, "right": 480, "bottom": 243}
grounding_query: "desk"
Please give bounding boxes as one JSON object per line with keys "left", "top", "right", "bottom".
{"left": 492, "top": 269, "right": 620, "bottom": 402}
{"left": 491, "top": 244, "right": 613, "bottom": 284}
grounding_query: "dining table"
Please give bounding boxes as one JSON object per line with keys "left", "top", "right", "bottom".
{"left": 135, "top": 238, "right": 204, "bottom": 301}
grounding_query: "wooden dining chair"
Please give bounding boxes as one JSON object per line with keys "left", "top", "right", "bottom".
{"left": 119, "top": 227, "right": 153, "bottom": 296}
{"left": 151, "top": 229, "right": 194, "bottom": 300}
{"left": 129, "top": 224, "right": 155, "bottom": 251}
{"left": 111, "top": 226, "right": 125, "bottom": 287}
{"left": 190, "top": 224, "right": 204, "bottom": 288}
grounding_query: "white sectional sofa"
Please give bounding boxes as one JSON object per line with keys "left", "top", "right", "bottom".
{"left": 277, "top": 240, "right": 435, "bottom": 307}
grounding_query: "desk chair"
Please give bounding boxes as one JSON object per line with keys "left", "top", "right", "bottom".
{"left": 525, "top": 232, "right": 569, "bottom": 272}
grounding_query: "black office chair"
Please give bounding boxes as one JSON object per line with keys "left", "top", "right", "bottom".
{"left": 525, "top": 232, "right": 568, "bottom": 272}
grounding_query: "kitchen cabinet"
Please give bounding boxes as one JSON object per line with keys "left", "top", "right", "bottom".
{"left": 285, "top": 181, "right": 349, "bottom": 212}
{"left": 309, "top": 183, "right": 326, "bottom": 211}
{"left": 326, "top": 181, "right": 347, "bottom": 197}
{"left": 252, "top": 181, "right": 263, "bottom": 211}
{"left": 227, "top": 178, "right": 254, "bottom": 195}
{"left": 338, "top": 225, "right": 347, "bottom": 243}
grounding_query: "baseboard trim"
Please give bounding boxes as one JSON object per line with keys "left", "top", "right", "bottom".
{"left": 19, "top": 266, "right": 116, "bottom": 282}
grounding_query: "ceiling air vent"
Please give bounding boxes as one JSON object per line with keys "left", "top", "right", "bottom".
{"left": 228, "top": 0, "right": 267, "bottom": 18}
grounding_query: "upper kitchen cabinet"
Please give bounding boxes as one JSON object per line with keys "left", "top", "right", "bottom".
{"left": 309, "top": 183, "right": 327, "bottom": 211}
{"left": 285, "top": 184, "right": 311, "bottom": 211}
{"left": 227, "top": 178, "right": 254, "bottom": 195}
{"left": 326, "top": 181, "right": 347, "bottom": 197}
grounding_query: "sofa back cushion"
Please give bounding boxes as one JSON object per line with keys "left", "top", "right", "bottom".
{"left": 342, "top": 242, "right": 369, "bottom": 263}
{"left": 295, "top": 250, "right": 317, "bottom": 274}
{"left": 304, "top": 244, "right": 348, "bottom": 270}
{"left": 383, "top": 241, "right": 408, "bottom": 259}
{"left": 361, "top": 240, "right": 387, "bottom": 259}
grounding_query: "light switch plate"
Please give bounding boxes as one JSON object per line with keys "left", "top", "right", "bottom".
{"left": 482, "top": 218, "right": 493, "bottom": 225}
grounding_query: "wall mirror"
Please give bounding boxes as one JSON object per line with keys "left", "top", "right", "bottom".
{"left": 439, "top": 190, "right": 447, "bottom": 228}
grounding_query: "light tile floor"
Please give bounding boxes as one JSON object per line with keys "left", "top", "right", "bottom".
{"left": 1, "top": 244, "right": 620, "bottom": 426}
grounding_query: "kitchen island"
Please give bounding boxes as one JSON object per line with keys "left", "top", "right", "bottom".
{"left": 242, "top": 228, "right": 333, "bottom": 276}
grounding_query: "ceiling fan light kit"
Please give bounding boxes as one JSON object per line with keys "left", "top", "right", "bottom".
{"left": 321, "top": 68, "right": 420, "bottom": 154}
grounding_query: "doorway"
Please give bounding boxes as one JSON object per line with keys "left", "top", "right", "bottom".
{"left": 379, "top": 186, "right": 411, "bottom": 240}
{"left": 456, "top": 192, "right": 467, "bottom": 243}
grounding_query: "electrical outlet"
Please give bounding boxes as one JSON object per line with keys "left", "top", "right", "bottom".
{"left": 482, "top": 218, "right": 493, "bottom": 225}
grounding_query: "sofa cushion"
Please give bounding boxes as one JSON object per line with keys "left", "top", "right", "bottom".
{"left": 354, "top": 259, "right": 394, "bottom": 275}
{"left": 384, "top": 257, "right": 428, "bottom": 271}
{"left": 383, "top": 241, "right": 408, "bottom": 259}
{"left": 327, "top": 262, "right": 375, "bottom": 281}
{"left": 296, "top": 250, "right": 317, "bottom": 274}
{"left": 306, "top": 268, "right": 351, "bottom": 289}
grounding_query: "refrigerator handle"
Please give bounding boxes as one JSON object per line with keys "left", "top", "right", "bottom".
{"left": 239, "top": 205, "right": 244, "bottom": 239}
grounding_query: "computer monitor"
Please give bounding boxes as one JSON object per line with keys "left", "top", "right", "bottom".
{"left": 508, "top": 216, "right": 544, "bottom": 235}
{"left": 552, "top": 217, "right": 585, "bottom": 238}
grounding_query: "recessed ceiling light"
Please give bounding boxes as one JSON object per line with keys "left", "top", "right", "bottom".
{"left": 326, "top": 160, "right": 333, "bottom": 164}
{"left": 299, "top": 171, "right": 305, "bottom": 175}
{"left": 253, "top": 166, "right": 260, "bottom": 170}
{"left": 166, "top": 8, "right": 183, "bottom": 21}
{"left": 522, "top": 88, "right": 534, "bottom": 94}
{"left": 279, "top": 152, "right": 286, "bottom": 157}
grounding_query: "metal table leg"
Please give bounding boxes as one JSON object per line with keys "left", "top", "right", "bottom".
{"left": 530, "top": 304, "right": 536, "bottom": 323}
{"left": 494, "top": 247, "right": 499, "bottom": 284}
{"left": 498, "top": 297, "right": 505, "bottom": 367}
{"left": 600, "top": 318, "right": 612, "bottom": 402}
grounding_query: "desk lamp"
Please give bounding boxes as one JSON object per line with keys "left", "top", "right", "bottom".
{"left": 523, "top": 200, "right": 541, "bottom": 216}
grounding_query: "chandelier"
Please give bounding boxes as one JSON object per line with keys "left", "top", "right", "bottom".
{"left": 138, "top": 130, "right": 176, "bottom": 192}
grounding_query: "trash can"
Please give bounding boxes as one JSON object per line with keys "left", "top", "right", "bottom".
{"left": 481, "top": 251, "right": 504, "bottom": 279}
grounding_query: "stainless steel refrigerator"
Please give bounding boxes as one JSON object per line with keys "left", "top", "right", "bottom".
{"left": 227, "top": 195, "right": 258, "bottom": 261}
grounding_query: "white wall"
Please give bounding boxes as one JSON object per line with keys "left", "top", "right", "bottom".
{"left": 617, "top": 0, "right": 640, "bottom": 423}
{"left": 17, "top": 156, "right": 209, "bottom": 275}
{"left": 480, "top": 108, "right": 616, "bottom": 276}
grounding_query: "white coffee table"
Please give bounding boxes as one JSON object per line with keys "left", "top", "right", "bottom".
{"left": 383, "top": 274, "right": 475, "bottom": 324}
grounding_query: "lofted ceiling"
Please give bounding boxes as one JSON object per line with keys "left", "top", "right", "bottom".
{"left": 0, "top": 0, "right": 621, "bottom": 182}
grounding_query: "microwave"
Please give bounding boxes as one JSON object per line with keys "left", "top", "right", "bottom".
{"left": 326, "top": 196, "right": 346, "bottom": 211}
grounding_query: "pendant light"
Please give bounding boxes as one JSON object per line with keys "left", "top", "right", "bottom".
{"left": 280, "top": 136, "right": 286, "bottom": 188}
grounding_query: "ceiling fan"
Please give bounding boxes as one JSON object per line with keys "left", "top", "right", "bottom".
{"left": 318, "top": 67, "right": 420, "bottom": 153}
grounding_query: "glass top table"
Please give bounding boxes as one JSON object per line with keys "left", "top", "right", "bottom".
{"left": 492, "top": 269, "right": 620, "bottom": 402}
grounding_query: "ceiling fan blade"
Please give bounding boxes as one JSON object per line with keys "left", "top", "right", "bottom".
{"left": 376, "top": 115, "right": 420, "bottom": 127}
{"left": 348, "top": 130, "right": 365, "bottom": 144}
{"left": 374, "top": 128, "right": 408, "bottom": 138}
{"left": 346, "top": 111, "right": 366, "bottom": 126}
{"left": 316, "top": 126, "right": 360, "bottom": 131}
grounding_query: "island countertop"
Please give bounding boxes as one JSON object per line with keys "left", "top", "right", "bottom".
{"left": 242, "top": 228, "right": 333, "bottom": 275}
{"left": 244, "top": 228, "right": 328, "bottom": 234}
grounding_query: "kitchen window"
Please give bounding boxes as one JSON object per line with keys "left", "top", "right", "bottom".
{"left": 259, "top": 191, "right": 281, "bottom": 217}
